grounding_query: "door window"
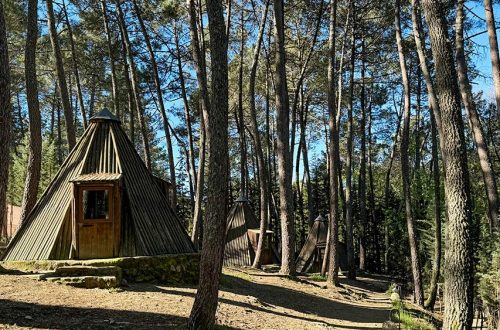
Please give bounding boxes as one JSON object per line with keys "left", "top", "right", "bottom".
{"left": 82, "top": 189, "right": 109, "bottom": 220}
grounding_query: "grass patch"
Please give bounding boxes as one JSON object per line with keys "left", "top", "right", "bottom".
{"left": 391, "top": 301, "right": 437, "bottom": 330}
{"left": 308, "top": 274, "right": 327, "bottom": 282}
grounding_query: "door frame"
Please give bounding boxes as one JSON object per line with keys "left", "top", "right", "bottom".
{"left": 72, "top": 182, "right": 121, "bottom": 259}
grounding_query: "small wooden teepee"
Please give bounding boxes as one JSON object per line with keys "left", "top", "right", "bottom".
{"left": 223, "top": 197, "right": 278, "bottom": 266}
{"left": 3, "top": 109, "right": 195, "bottom": 261}
{"left": 296, "top": 215, "right": 347, "bottom": 273}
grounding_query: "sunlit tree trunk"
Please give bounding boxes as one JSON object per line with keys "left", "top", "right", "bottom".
{"left": 0, "top": 0, "right": 11, "bottom": 234}
{"left": 422, "top": 0, "right": 475, "bottom": 326}
{"left": 456, "top": 0, "right": 499, "bottom": 231}
{"left": 62, "top": 0, "right": 87, "bottom": 128}
{"left": 273, "top": 0, "right": 295, "bottom": 275}
{"left": 132, "top": 0, "right": 177, "bottom": 208}
{"left": 327, "top": 0, "right": 340, "bottom": 286}
{"left": 483, "top": 0, "right": 500, "bottom": 119}
{"left": 46, "top": 0, "right": 76, "bottom": 150}
{"left": 116, "top": 0, "right": 151, "bottom": 169}
{"left": 188, "top": 0, "right": 229, "bottom": 326}
{"left": 20, "top": 0, "right": 42, "bottom": 224}
{"left": 101, "top": 1, "right": 120, "bottom": 119}
{"left": 395, "top": 0, "right": 424, "bottom": 306}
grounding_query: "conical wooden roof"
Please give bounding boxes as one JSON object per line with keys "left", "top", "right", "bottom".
{"left": 223, "top": 197, "right": 259, "bottom": 266}
{"left": 296, "top": 215, "right": 328, "bottom": 272}
{"left": 3, "top": 110, "right": 195, "bottom": 261}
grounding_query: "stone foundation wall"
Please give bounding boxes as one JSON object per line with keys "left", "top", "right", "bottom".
{"left": 1, "top": 253, "right": 200, "bottom": 285}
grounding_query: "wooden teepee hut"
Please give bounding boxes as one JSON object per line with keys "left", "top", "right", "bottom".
{"left": 296, "top": 215, "right": 347, "bottom": 273}
{"left": 2, "top": 109, "right": 195, "bottom": 261}
{"left": 223, "top": 197, "right": 278, "bottom": 266}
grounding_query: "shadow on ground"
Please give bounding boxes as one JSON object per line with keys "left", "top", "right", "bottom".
{"left": 128, "top": 272, "right": 390, "bottom": 328}
{"left": 0, "top": 299, "right": 208, "bottom": 329}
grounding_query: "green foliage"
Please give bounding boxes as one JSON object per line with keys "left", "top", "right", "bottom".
{"left": 391, "top": 301, "right": 437, "bottom": 330}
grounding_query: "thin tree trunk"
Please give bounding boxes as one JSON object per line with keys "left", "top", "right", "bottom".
{"left": 101, "top": 0, "right": 120, "bottom": 119}
{"left": 384, "top": 103, "right": 402, "bottom": 273}
{"left": 0, "top": 0, "right": 11, "bottom": 234}
{"left": 456, "top": 0, "right": 499, "bottom": 231}
{"left": 395, "top": 0, "right": 424, "bottom": 306}
{"left": 327, "top": 0, "right": 340, "bottom": 286}
{"left": 188, "top": 0, "right": 228, "bottom": 326}
{"left": 116, "top": 0, "right": 151, "bottom": 169}
{"left": 191, "top": 111, "right": 206, "bottom": 248}
{"left": 249, "top": 0, "right": 271, "bottom": 269}
{"left": 174, "top": 22, "right": 197, "bottom": 196}
{"left": 345, "top": 0, "right": 356, "bottom": 280}
{"left": 422, "top": 0, "right": 475, "bottom": 327}
{"left": 483, "top": 0, "right": 500, "bottom": 119}
{"left": 424, "top": 108, "right": 442, "bottom": 310}
{"left": 132, "top": 0, "right": 176, "bottom": 207}
{"left": 237, "top": 6, "right": 247, "bottom": 196}
{"left": 46, "top": 0, "right": 76, "bottom": 150}
{"left": 20, "top": 0, "right": 42, "bottom": 224}
{"left": 273, "top": 0, "right": 295, "bottom": 275}
{"left": 62, "top": 0, "right": 87, "bottom": 129}
{"left": 358, "top": 39, "right": 367, "bottom": 272}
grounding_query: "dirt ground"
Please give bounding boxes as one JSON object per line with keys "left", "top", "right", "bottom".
{"left": 0, "top": 267, "right": 391, "bottom": 329}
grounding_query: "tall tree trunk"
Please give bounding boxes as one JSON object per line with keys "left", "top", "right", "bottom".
{"left": 422, "top": 0, "right": 475, "bottom": 327}
{"left": 174, "top": 22, "right": 197, "bottom": 198}
{"left": 424, "top": 108, "right": 442, "bottom": 310}
{"left": 483, "top": 0, "right": 500, "bottom": 119}
{"left": 327, "top": 0, "right": 340, "bottom": 286}
{"left": 0, "top": 0, "right": 11, "bottom": 234}
{"left": 132, "top": 0, "right": 177, "bottom": 207}
{"left": 456, "top": 0, "right": 499, "bottom": 231}
{"left": 188, "top": 0, "right": 228, "bottom": 326}
{"left": 62, "top": 0, "right": 87, "bottom": 129}
{"left": 395, "top": 0, "right": 424, "bottom": 306}
{"left": 358, "top": 39, "right": 367, "bottom": 272}
{"left": 46, "top": 0, "right": 76, "bottom": 150}
{"left": 249, "top": 0, "right": 270, "bottom": 269}
{"left": 273, "top": 0, "right": 295, "bottom": 275}
{"left": 237, "top": 6, "right": 247, "bottom": 196}
{"left": 367, "top": 101, "right": 380, "bottom": 272}
{"left": 191, "top": 111, "right": 206, "bottom": 248}
{"left": 101, "top": 0, "right": 120, "bottom": 119}
{"left": 20, "top": 0, "right": 42, "bottom": 223}
{"left": 383, "top": 104, "right": 402, "bottom": 273}
{"left": 345, "top": 0, "right": 356, "bottom": 280}
{"left": 115, "top": 0, "right": 151, "bottom": 169}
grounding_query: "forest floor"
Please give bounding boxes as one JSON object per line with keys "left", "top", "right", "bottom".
{"left": 0, "top": 266, "right": 392, "bottom": 329}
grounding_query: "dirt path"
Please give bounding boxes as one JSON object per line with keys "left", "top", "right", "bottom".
{"left": 0, "top": 268, "right": 391, "bottom": 329}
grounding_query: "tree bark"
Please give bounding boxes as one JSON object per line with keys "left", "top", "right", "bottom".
{"left": 174, "top": 22, "right": 197, "bottom": 208}
{"left": 115, "top": 0, "right": 151, "bottom": 169}
{"left": 358, "top": 39, "right": 367, "bottom": 272}
{"left": 395, "top": 0, "right": 424, "bottom": 306}
{"left": 273, "top": 0, "right": 295, "bottom": 275}
{"left": 248, "top": 0, "right": 270, "bottom": 269}
{"left": 20, "top": 0, "right": 42, "bottom": 224}
{"left": 327, "top": 0, "right": 340, "bottom": 286}
{"left": 421, "top": 0, "right": 475, "bottom": 327}
{"left": 188, "top": 0, "right": 229, "bottom": 326}
{"left": 456, "top": 0, "right": 499, "bottom": 231}
{"left": 483, "top": 0, "right": 500, "bottom": 119}
{"left": 191, "top": 110, "right": 206, "bottom": 249}
{"left": 132, "top": 0, "right": 177, "bottom": 208}
{"left": 237, "top": 6, "right": 247, "bottom": 196}
{"left": 0, "top": 0, "right": 11, "bottom": 234}
{"left": 424, "top": 108, "right": 442, "bottom": 311}
{"left": 46, "top": 0, "right": 76, "bottom": 150}
{"left": 345, "top": 0, "right": 356, "bottom": 280}
{"left": 101, "top": 0, "right": 120, "bottom": 119}
{"left": 62, "top": 0, "right": 87, "bottom": 129}
{"left": 383, "top": 103, "right": 402, "bottom": 273}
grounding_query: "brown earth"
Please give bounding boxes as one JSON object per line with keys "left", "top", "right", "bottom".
{"left": 0, "top": 267, "right": 391, "bottom": 329}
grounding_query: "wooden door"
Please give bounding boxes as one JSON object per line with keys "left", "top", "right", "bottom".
{"left": 77, "top": 186, "right": 115, "bottom": 259}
